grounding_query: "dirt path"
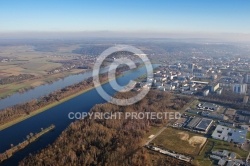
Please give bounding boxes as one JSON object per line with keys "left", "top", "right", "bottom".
{"left": 145, "top": 127, "right": 166, "bottom": 145}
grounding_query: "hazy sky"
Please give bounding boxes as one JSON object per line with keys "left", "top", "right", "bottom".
{"left": 1, "top": 0, "right": 250, "bottom": 34}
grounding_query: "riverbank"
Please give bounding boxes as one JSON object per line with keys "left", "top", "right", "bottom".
{"left": 0, "top": 63, "right": 156, "bottom": 131}
{"left": 0, "top": 69, "right": 88, "bottom": 100}
{"left": 0, "top": 64, "right": 158, "bottom": 166}
{"left": 0, "top": 78, "right": 112, "bottom": 131}
{"left": 0, "top": 124, "right": 55, "bottom": 163}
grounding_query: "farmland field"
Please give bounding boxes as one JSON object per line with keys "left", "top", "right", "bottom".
{"left": 0, "top": 44, "right": 85, "bottom": 98}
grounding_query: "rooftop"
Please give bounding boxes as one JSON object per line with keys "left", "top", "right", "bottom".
{"left": 201, "top": 102, "right": 219, "bottom": 110}
{"left": 212, "top": 125, "right": 247, "bottom": 144}
{"left": 187, "top": 117, "right": 201, "bottom": 128}
{"left": 195, "top": 118, "right": 213, "bottom": 131}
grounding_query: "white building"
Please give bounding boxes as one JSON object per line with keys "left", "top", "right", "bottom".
{"left": 165, "top": 84, "right": 175, "bottom": 90}
{"left": 244, "top": 74, "right": 250, "bottom": 83}
{"left": 210, "top": 83, "right": 220, "bottom": 92}
{"left": 212, "top": 125, "right": 247, "bottom": 145}
{"left": 203, "top": 89, "right": 209, "bottom": 96}
{"left": 232, "top": 84, "right": 247, "bottom": 94}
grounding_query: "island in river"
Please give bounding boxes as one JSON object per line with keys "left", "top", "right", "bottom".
{"left": 0, "top": 124, "right": 55, "bottom": 163}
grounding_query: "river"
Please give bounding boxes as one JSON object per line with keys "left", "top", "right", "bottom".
{"left": 0, "top": 67, "right": 114, "bottom": 110}
{"left": 0, "top": 65, "right": 155, "bottom": 166}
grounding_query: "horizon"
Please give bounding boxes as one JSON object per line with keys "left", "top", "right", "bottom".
{"left": 1, "top": 31, "right": 250, "bottom": 42}
{"left": 1, "top": 0, "right": 250, "bottom": 36}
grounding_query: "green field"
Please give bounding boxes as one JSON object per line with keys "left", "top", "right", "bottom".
{"left": 211, "top": 139, "right": 248, "bottom": 158}
{"left": 0, "top": 83, "right": 31, "bottom": 98}
{"left": 193, "top": 140, "right": 213, "bottom": 166}
{"left": 152, "top": 127, "right": 207, "bottom": 156}
{"left": 193, "top": 138, "right": 249, "bottom": 166}
{"left": 247, "top": 132, "right": 250, "bottom": 139}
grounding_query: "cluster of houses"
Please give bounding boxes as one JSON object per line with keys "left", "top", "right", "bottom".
{"left": 210, "top": 150, "right": 246, "bottom": 166}
{"left": 149, "top": 66, "right": 226, "bottom": 98}
{"left": 149, "top": 58, "right": 250, "bottom": 102}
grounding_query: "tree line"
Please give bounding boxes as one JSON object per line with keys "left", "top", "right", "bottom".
{"left": 0, "top": 66, "right": 130, "bottom": 126}
{"left": 20, "top": 90, "right": 192, "bottom": 166}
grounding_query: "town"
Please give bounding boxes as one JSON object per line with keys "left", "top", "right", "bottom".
{"left": 138, "top": 57, "right": 250, "bottom": 166}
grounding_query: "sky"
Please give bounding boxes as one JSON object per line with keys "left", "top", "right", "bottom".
{"left": 0, "top": 0, "right": 250, "bottom": 35}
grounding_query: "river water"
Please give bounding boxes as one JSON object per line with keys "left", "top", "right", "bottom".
{"left": 0, "top": 67, "right": 113, "bottom": 110}
{"left": 0, "top": 65, "right": 154, "bottom": 165}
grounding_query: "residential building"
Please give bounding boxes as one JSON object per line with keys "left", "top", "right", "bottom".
{"left": 203, "top": 89, "right": 209, "bottom": 96}
{"left": 209, "top": 83, "right": 220, "bottom": 92}
{"left": 232, "top": 84, "right": 247, "bottom": 94}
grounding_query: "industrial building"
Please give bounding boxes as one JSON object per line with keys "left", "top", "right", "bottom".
{"left": 201, "top": 111, "right": 228, "bottom": 121}
{"left": 186, "top": 117, "right": 213, "bottom": 133}
{"left": 195, "top": 118, "right": 213, "bottom": 132}
{"left": 187, "top": 117, "right": 201, "bottom": 128}
{"left": 241, "top": 110, "right": 250, "bottom": 116}
{"left": 218, "top": 121, "right": 235, "bottom": 128}
{"left": 236, "top": 115, "right": 250, "bottom": 123}
{"left": 211, "top": 125, "right": 248, "bottom": 145}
